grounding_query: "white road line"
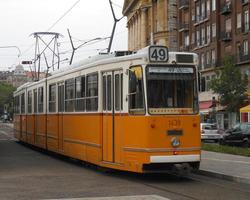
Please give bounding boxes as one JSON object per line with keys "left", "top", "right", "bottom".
{"left": 46, "top": 195, "right": 170, "bottom": 200}
{"left": 202, "top": 158, "right": 250, "bottom": 165}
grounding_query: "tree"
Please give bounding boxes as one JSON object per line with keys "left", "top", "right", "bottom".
{"left": 210, "top": 56, "right": 248, "bottom": 113}
{"left": 0, "top": 82, "right": 16, "bottom": 115}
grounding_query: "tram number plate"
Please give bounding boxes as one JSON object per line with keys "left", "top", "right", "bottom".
{"left": 149, "top": 46, "right": 169, "bottom": 62}
{"left": 167, "top": 130, "right": 183, "bottom": 136}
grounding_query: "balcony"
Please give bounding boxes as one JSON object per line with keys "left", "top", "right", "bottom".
{"left": 242, "top": 0, "right": 250, "bottom": 6}
{"left": 221, "top": 2, "right": 232, "bottom": 15}
{"left": 194, "top": 15, "right": 209, "bottom": 26}
{"left": 221, "top": 31, "right": 232, "bottom": 41}
{"left": 179, "top": 22, "right": 189, "bottom": 32}
{"left": 179, "top": 0, "right": 189, "bottom": 10}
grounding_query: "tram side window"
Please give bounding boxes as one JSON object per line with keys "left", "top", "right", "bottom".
{"left": 14, "top": 96, "right": 20, "bottom": 114}
{"left": 86, "top": 73, "right": 98, "bottom": 111}
{"left": 75, "top": 76, "right": 86, "bottom": 111}
{"left": 115, "top": 73, "right": 123, "bottom": 111}
{"left": 49, "top": 84, "right": 56, "bottom": 112}
{"left": 33, "top": 89, "right": 37, "bottom": 114}
{"left": 65, "top": 78, "right": 75, "bottom": 112}
{"left": 21, "top": 93, "right": 25, "bottom": 114}
{"left": 128, "top": 66, "right": 145, "bottom": 114}
{"left": 27, "top": 91, "right": 32, "bottom": 114}
{"left": 38, "top": 87, "right": 44, "bottom": 113}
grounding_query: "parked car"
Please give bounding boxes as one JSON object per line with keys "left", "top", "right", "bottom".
{"left": 200, "top": 123, "right": 221, "bottom": 142}
{"left": 220, "top": 123, "right": 250, "bottom": 147}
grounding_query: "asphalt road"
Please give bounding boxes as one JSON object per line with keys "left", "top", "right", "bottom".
{"left": 0, "top": 122, "right": 249, "bottom": 200}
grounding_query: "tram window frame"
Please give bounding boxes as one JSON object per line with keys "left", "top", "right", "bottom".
{"left": 27, "top": 90, "right": 32, "bottom": 114}
{"left": 33, "top": 89, "right": 38, "bottom": 114}
{"left": 128, "top": 66, "right": 145, "bottom": 115}
{"left": 21, "top": 93, "right": 25, "bottom": 114}
{"left": 38, "top": 87, "right": 44, "bottom": 113}
{"left": 65, "top": 78, "right": 75, "bottom": 112}
{"left": 49, "top": 84, "right": 56, "bottom": 113}
{"left": 86, "top": 73, "right": 98, "bottom": 111}
{"left": 75, "top": 76, "right": 86, "bottom": 112}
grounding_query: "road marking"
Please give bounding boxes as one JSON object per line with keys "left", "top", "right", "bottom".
{"left": 47, "top": 195, "right": 170, "bottom": 200}
{"left": 203, "top": 158, "right": 250, "bottom": 165}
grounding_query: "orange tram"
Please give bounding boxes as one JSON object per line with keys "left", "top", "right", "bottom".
{"left": 13, "top": 46, "right": 201, "bottom": 173}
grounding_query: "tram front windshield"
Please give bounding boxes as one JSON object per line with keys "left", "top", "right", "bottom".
{"left": 146, "top": 65, "right": 198, "bottom": 114}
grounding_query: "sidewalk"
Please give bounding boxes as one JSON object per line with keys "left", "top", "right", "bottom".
{"left": 198, "top": 150, "right": 250, "bottom": 184}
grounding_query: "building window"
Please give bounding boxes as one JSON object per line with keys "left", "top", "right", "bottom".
{"left": 237, "top": 13, "right": 242, "bottom": 29}
{"left": 201, "top": 2, "right": 205, "bottom": 19}
{"left": 38, "top": 87, "right": 43, "bottom": 113}
{"left": 201, "top": 27, "right": 205, "bottom": 45}
{"left": 65, "top": 78, "right": 75, "bottom": 112}
{"left": 212, "top": 23, "right": 216, "bottom": 38}
{"left": 212, "top": 0, "right": 216, "bottom": 11}
{"left": 243, "top": 40, "right": 248, "bottom": 55}
{"left": 206, "top": 51, "right": 210, "bottom": 67}
{"left": 206, "top": 76, "right": 211, "bottom": 91}
{"left": 86, "top": 73, "right": 98, "bottom": 111}
{"left": 201, "top": 53, "right": 205, "bottom": 69}
{"left": 49, "top": 84, "right": 56, "bottom": 112}
{"left": 191, "top": 32, "right": 195, "bottom": 44}
{"left": 207, "top": 0, "right": 210, "bottom": 16}
{"left": 207, "top": 25, "right": 211, "bottom": 44}
{"left": 196, "top": 30, "right": 200, "bottom": 46}
{"left": 225, "top": 18, "right": 232, "bottom": 32}
{"left": 184, "top": 34, "right": 190, "bottom": 47}
{"left": 196, "top": 4, "right": 200, "bottom": 22}
{"left": 75, "top": 76, "right": 86, "bottom": 111}
{"left": 211, "top": 49, "right": 216, "bottom": 66}
{"left": 27, "top": 90, "right": 32, "bottom": 114}
{"left": 244, "top": 10, "right": 249, "bottom": 31}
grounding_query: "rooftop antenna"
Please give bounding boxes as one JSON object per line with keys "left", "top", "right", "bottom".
{"left": 31, "top": 32, "right": 62, "bottom": 80}
{"left": 107, "top": 0, "right": 124, "bottom": 53}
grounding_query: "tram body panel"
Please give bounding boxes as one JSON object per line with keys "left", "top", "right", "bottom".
{"left": 20, "top": 115, "right": 27, "bottom": 142}
{"left": 46, "top": 114, "right": 59, "bottom": 152}
{"left": 62, "top": 114, "right": 102, "bottom": 164}
{"left": 35, "top": 114, "right": 47, "bottom": 148}
{"left": 26, "top": 115, "right": 35, "bottom": 145}
{"left": 13, "top": 115, "right": 21, "bottom": 140}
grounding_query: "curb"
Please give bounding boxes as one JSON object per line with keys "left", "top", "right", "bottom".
{"left": 195, "top": 169, "right": 250, "bottom": 185}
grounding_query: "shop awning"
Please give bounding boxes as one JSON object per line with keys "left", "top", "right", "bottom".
{"left": 199, "top": 101, "right": 212, "bottom": 110}
{"left": 240, "top": 105, "right": 250, "bottom": 113}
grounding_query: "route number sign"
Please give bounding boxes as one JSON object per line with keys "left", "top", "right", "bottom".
{"left": 149, "top": 46, "right": 169, "bottom": 62}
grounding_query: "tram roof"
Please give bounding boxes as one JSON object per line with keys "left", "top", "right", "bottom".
{"left": 14, "top": 46, "right": 197, "bottom": 94}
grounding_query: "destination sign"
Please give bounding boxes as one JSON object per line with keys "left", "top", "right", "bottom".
{"left": 148, "top": 67, "right": 194, "bottom": 74}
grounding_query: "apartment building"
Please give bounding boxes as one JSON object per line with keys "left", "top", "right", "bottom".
{"left": 123, "top": 0, "right": 178, "bottom": 51}
{"left": 178, "top": 0, "right": 250, "bottom": 127}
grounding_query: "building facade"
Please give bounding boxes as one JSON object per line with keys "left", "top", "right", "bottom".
{"left": 177, "top": 0, "right": 250, "bottom": 128}
{"left": 123, "top": 0, "right": 178, "bottom": 51}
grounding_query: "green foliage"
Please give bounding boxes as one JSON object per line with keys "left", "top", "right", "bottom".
{"left": 202, "top": 143, "right": 250, "bottom": 157}
{"left": 0, "top": 82, "right": 16, "bottom": 114}
{"left": 209, "top": 56, "right": 248, "bottom": 112}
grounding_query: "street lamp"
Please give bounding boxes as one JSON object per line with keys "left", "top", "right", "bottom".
{"left": 0, "top": 46, "right": 21, "bottom": 57}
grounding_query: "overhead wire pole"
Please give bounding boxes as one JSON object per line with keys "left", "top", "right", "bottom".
{"left": 107, "top": 0, "right": 124, "bottom": 53}
{"left": 67, "top": 28, "right": 102, "bottom": 65}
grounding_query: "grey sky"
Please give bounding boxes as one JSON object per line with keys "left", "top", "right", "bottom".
{"left": 0, "top": 0, "right": 127, "bottom": 71}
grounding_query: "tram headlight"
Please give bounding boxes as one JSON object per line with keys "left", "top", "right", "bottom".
{"left": 171, "top": 137, "right": 180, "bottom": 148}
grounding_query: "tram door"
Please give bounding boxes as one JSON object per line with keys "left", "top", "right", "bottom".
{"left": 58, "top": 83, "right": 64, "bottom": 152}
{"left": 102, "top": 70, "right": 123, "bottom": 163}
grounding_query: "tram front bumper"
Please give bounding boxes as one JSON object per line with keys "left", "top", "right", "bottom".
{"left": 150, "top": 154, "right": 200, "bottom": 163}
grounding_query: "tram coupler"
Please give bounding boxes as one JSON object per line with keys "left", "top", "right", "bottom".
{"left": 172, "top": 163, "right": 191, "bottom": 177}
